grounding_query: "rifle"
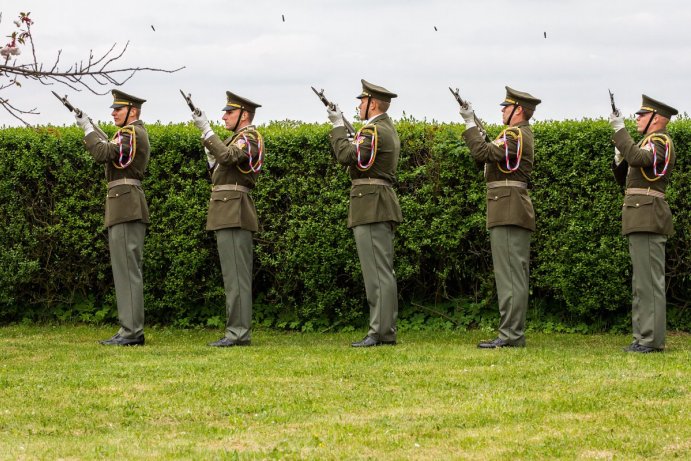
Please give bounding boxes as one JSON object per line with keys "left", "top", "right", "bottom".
{"left": 608, "top": 89, "right": 619, "bottom": 116}
{"left": 311, "top": 86, "right": 356, "bottom": 138}
{"left": 52, "top": 91, "right": 108, "bottom": 140}
{"left": 449, "top": 87, "right": 489, "bottom": 142}
{"left": 179, "top": 89, "right": 201, "bottom": 116}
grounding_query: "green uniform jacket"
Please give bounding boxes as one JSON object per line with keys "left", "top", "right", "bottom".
{"left": 83, "top": 120, "right": 150, "bottom": 228}
{"left": 329, "top": 113, "right": 403, "bottom": 228}
{"left": 612, "top": 128, "right": 675, "bottom": 236}
{"left": 203, "top": 125, "right": 260, "bottom": 232}
{"left": 463, "top": 121, "right": 535, "bottom": 231}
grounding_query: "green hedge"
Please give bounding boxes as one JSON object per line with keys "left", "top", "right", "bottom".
{"left": 1, "top": 119, "right": 690, "bottom": 330}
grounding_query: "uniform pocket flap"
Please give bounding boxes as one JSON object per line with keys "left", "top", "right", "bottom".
{"left": 350, "top": 185, "right": 378, "bottom": 198}
{"left": 107, "top": 185, "right": 132, "bottom": 199}
{"left": 623, "top": 195, "right": 654, "bottom": 208}
{"left": 211, "top": 190, "right": 242, "bottom": 202}
{"left": 487, "top": 188, "right": 511, "bottom": 201}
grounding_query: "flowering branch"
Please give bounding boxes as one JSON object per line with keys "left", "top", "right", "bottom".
{"left": 1, "top": 11, "right": 184, "bottom": 125}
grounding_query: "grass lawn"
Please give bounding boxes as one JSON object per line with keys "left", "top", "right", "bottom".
{"left": 0, "top": 325, "right": 689, "bottom": 460}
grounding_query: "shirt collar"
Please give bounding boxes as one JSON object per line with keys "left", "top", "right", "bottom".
{"left": 365, "top": 113, "right": 384, "bottom": 124}
{"left": 235, "top": 124, "right": 255, "bottom": 134}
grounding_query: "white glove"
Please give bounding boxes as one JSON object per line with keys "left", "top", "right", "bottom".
{"left": 327, "top": 105, "right": 345, "bottom": 128}
{"left": 459, "top": 103, "right": 476, "bottom": 129}
{"left": 204, "top": 147, "right": 216, "bottom": 167}
{"left": 74, "top": 112, "right": 94, "bottom": 135}
{"left": 192, "top": 111, "right": 213, "bottom": 138}
{"left": 614, "top": 147, "right": 623, "bottom": 166}
{"left": 609, "top": 112, "right": 625, "bottom": 132}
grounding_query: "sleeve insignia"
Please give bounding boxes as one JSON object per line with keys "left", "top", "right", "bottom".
{"left": 492, "top": 139, "right": 505, "bottom": 147}
{"left": 234, "top": 138, "right": 247, "bottom": 150}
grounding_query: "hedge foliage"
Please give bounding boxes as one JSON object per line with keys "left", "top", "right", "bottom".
{"left": 1, "top": 118, "right": 690, "bottom": 330}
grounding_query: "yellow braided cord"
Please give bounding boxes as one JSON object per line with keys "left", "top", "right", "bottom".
{"left": 355, "top": 125, "right": 378, "bottom": 171}
{"left": 111, "top": 125, "right": 137, "bottom": 169}
{"left": 496, "top": 127, "right": 523, "bottom": 174}
{"left": 236, "top": 131, "right": 264, "bottom": 174}
{"left": 640, "top": 133, "right": 670, "bottom": 182}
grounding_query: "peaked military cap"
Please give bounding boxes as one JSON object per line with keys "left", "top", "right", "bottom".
{"left": 356, "top": 79, "right": 397, "bottom": 103}
{"left": 222, "top": 91, "right": 261, "bottom": 113}
{"left": 635, "top": 94, "right": 678, "bottom": 119}
{"left": 110, "top": 90, "right": 146, "bottom": 109}
{"left": 499, "top": 86, "right": 541, "bottom": 110}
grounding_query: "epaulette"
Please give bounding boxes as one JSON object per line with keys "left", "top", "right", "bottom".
{"left": 641, "top": 132, "right": 671, "bottom": 150}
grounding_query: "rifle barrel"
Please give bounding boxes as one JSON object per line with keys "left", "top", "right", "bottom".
{"left": 311, "top": 86, "right": 333, "bottom": 109}
{"left": 311, "top": 86, "right": 355, "bottom": 137}
{"left": 449, "top": 86, "right": 490, "bottom": 142}
{"left": 51, "top": 91, "right": 82, "bottom": 116}
{"left": 608, "top": 89, "right": 619, "bottom": 115}
{"left": 180, "top": 89, "right": 199, "bottom": 114}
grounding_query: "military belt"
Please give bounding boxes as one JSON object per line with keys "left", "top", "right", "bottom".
{"left": 625, "top": 187, "right": 665, "bottom": 199}
{"left": 107, "top": 178, "right": 141, "bottom": 188}
{"left": 487, "top": 180, "right": 527, "bottom": 189}
{"left": 212, "top": 184, "right": 250, "bottom": 193}
{"left": 351, "top": 178, "right": 392, "bottom": 187}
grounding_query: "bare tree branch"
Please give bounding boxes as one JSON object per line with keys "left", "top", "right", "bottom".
{"left": 1, "top": 12, "right": 184, "bottom": 125}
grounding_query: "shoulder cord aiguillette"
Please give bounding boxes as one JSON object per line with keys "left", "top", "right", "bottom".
{"left": 496, "top": 127, "right": 523, "bottom": 173}
{"left": 640, "top": 133, "right": 670, "bottom": 181}
{"left": 112, "top": 125, "right": 136, "bottom": 169}
{"left": 236, "top": 132, "right": 264, "bottom": 174}
{"left": 355, "top": 125, "right": 378, "bottom": 171}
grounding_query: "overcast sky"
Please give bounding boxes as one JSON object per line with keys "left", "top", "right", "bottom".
{"left": 2, "top": 0, "right": 689, "bottom": 127}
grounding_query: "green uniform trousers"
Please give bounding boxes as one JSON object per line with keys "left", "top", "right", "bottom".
{"left": 353, "top": 222, "right": 398, "bottom": 342}
{"left": 108, "top": 222, "right": 146, "bottom": 339}
{"left": 490, "top": 225, "right": 531, "bottom": 346}
{"left": 216, "top": 228, "right": 253, "bottom": 342}
{"left": 628, "top": 232, "right": 667, "bottom": 349}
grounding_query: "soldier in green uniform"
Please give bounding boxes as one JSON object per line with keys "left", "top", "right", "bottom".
{"left": 75, "top": 90, "right": 149, "bottom": 346}
{"left": 609, "top": 95, "right": 677, "bottom": 353}
{"left": 459, "top": 86, "right": 541, "bottom": 348}
{"left": 190, "top": 91, "right": 263, "bottom": 347}
{"left": 326, "top": 79, "right": 403, "bottom": 347}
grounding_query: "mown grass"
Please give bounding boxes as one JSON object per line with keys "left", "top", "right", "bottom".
{"left": 0, "top": 325, "right": 689, "bottom": 460}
